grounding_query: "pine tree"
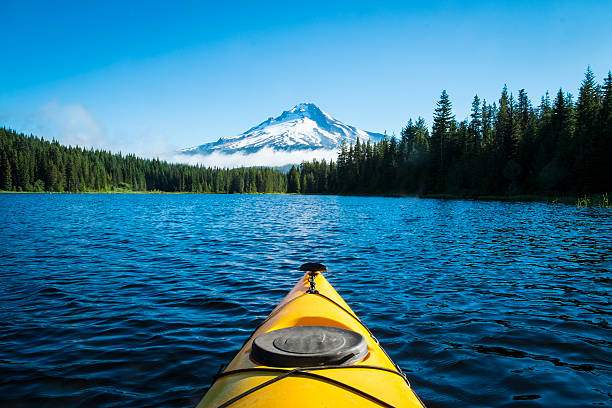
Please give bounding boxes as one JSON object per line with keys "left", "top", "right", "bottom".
{"left": 413, "top": 118, "right": 430, "bottom": 153}
{"left": 1, "top": 154, "right": 12, "bottom": 191}
{"left": 503, "top": 92, "right": 523, "bottom": 191}
{"left": 574, "top": 66, "right": 602, "bottom": 191}
{"left": 287, "top": 165, "right": 300, "bottom": 193}
{"left": 481, "top": 99, "right": 492, "bottom": 148}
{"left": 469, "top": 95, "right": 482, "bottom": 153}
{"left": 517, "top": 89, "right": 532, "bottom": 130}
{"left": 597, "top": 71, "right": 612, "bottom": 192}
{"left": 431, "top": 90, "right": 455, "bottom": 174}
{"left": 516, "top": 89, "right": 537, "bottom": 189}
{"left": 496, "top": 85, "right": 511, "bottom": 158}
{"left": 539, "top": 89, "right": 573, "bottom": 192}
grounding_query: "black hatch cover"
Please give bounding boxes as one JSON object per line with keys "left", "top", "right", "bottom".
{"left": 251, "top": 325, "right": 368, "bottom": 367}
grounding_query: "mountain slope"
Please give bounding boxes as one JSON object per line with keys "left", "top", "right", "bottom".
{"left": 181, "top": 103, "right": 384, "bottom": 155}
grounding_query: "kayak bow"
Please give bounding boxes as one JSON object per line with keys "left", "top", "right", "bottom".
{"left": 197, "top": 263, "right": 425, "bottom": 407}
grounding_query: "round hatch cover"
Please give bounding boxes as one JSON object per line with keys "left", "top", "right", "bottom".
{"left": 251, "top": 325, "right": 367, "bottom": 367}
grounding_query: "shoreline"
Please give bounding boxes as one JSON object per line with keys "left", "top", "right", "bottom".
{"left": 421, "top": 193, "right": 577, "bottom": 205}
{"left": 2, "top": 190, "right": 610, "bottom": 207}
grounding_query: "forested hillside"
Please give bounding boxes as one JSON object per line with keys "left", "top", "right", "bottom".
{"left": 295, "top": 68, "right": 611, "bottom": 196}
{"left": 2, "top": 68, "right": 610, "bottom": 198}
{"left": 0, "top": 129, "right": 287, "bottom": 193}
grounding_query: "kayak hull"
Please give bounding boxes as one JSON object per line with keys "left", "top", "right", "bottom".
{"left": 197, "top": 270, "right": 425, "bottom": 407}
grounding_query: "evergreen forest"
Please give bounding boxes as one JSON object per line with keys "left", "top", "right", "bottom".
{"left": 0, "top": 129, "right": 287, "bottom": 193}
{"left": 1, "top": 68, "right": 610, "bottom": 198}
{"left": 294, "top": 68, "right": 611, "bottom": 197}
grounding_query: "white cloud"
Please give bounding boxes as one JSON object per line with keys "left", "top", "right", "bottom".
{"left": 2, "top": 102, "right": 166, "bottom": 156}
{"left": 37, "top": 102, "right": 109, "bottom": 150}
{"left": 164, "top": 147, "right": 339, "bottom": 168}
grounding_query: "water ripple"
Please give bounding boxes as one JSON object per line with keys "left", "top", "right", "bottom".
{"left": 0, "top": 193, "right": 611, "bottom": 407}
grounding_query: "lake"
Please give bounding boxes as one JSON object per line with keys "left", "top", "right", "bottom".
{"left": 0, "top": 193, "right": 610, "bottom": 407}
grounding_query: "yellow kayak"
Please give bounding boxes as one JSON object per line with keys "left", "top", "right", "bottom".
{"left": 197, "top": 263, "right": 426, "bottom": 407}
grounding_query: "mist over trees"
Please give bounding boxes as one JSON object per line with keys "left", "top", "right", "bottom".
{"left": 1, "top": 68, "right": 610, "bottom": 197}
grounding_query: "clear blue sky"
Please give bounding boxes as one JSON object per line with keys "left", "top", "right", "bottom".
{"left": 1, "top": 0, "right": 611, "bottom": 158}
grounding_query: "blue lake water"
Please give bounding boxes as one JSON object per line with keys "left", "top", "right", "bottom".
{"left": 0, "top": 193, "right": 610, "bottom": 407}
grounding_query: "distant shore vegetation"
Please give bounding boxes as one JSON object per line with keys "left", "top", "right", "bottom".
{"left": 0, "top": 128, "right": 288, "bottom": 194}
{"left": 293, "top": 68, "right": 611, "bottom": 203}
{"left": 1, "top": 68, "right": 610, "bottom": 206}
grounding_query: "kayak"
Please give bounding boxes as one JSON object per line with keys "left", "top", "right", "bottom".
{"left": 197, "top": 263, "right": 426, "bottom": 407}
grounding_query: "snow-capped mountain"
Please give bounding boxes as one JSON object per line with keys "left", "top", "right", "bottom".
{"left": 181, "top": 103, "right": 384, "bottom": 155}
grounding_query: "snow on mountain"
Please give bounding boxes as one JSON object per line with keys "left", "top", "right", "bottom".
{"left": 181, "top": 103, "right": 385, "bottom": 155}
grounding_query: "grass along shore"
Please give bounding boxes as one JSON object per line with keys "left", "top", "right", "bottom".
{"left": 2, "top": 189, "right": 610, "bottom": 208}
{"left": 423, "top": 193, "right": 611, "bottom": 208}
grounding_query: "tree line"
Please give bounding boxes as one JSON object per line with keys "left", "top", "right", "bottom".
{"left": 0, "top": 128, "right": 287, "bottom": 193}
{"left": 2, "top": 68, "right": 610, "bottom": 197}
{"left": 294, "top": 67, "right": 611, "bottom": 196}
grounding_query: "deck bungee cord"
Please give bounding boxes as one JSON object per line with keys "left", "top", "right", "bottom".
{"left": 214, "top": 365, "right": 407, "bottom": 408}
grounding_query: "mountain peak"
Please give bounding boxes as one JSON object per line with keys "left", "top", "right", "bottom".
{"left": 290, "top": 102, "right": 319, "bottom": 112}
{"left": 181, "top": 103, "right": 384, "bottom": 155}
